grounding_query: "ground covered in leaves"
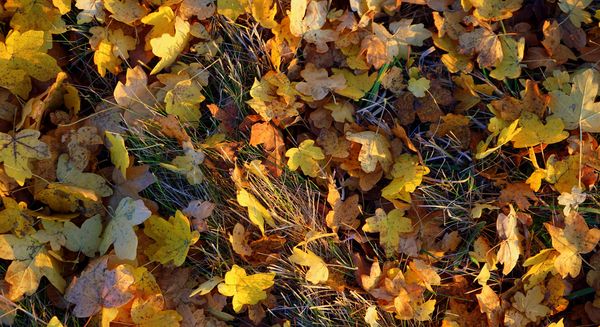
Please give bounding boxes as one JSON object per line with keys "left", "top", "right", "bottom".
{"left": 0, "top": 0, "right": 599, "bottom": 326}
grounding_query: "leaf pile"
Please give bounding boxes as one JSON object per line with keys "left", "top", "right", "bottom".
{"left": 0, "top": 0, "right": 599, "bottom": 326}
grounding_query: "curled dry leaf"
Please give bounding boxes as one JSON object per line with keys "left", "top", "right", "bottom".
{"left": 183, "top": 200, "right": 215, "bottom": 232}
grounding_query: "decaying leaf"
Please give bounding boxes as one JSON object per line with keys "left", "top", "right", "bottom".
{"left": 0, "top": 129, "right": 50, "bottom": 186}
{"left": 64, "top": 256, "right": 134, "bottom": 317}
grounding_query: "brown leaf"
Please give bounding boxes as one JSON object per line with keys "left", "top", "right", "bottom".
{"left": 250, "top": 122, "right": 285, "bottom": 176}
{"left": 109, "top": 165, "right": 157, "bottom": 213}
{"left": 415, "top": 96, "right": 443, "bottom": 123}
{"left": 476, "top": 285, "right": 503, "bottom": 326}
{"left": 326, "top": 194, "right": 361, "bottom": 232}
{"left": 249, "top": 235, "right": 286, "bottom": 264}
{"left": 394, "top": 92, "right": 416, "bottom": 125}
{"left": 182, "top": 200, "right": 215, "bottom": 232}
{"left": 428, "top": 113, "right": 470, "bottom": 147}
{"left": 499, "top": 182, "right": 538, "bottom": 210}
{"left": 153, "top": 115, "right": 191, "bottom": 144}
{"left": 64, "top": 256, "right": 134, "bottom": 318}
{"left": 207, "top": 102, "right": 238, "bottom": 135}
{"left": 520, "top": 80, "right": 549, "bottom": 118}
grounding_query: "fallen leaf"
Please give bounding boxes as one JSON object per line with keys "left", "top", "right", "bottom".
{"left": 363, "top": 208, "right": 412, "bottom": 257}
{"left": 346, "top": 131, "right": 393, "bottom": 173}
{"left": 236, "top": 189, "right": 276, "bottom": 235}
{"left": 545, "top": 212, "right": 600, "bottom": 278}
{"left": 64, "top": 256, "right": 134, "bottom": 317}
{"left": 63, "top": 215, "right": 103, "bottom": 257}
{"left": 285, "top": 139, "right": 325, "bottom": 177}
{"left": 144, "top": 211, "right": 200, "bottom": 266}
{"left": 0, "top": 234, "right": 66, "bottom": 301}
{"left": 496, "top": 205, "right": 522, "bottom": 275}
{"left": 289, "top": 248, "right": 329, "bottom": 284}
{"left": 326, "top": 194, "right": 360, "bottom": 232}
{"left": 217, "top": 265, "right": 275, "bottom": 313}
{"left": 0, "top": 129, "right": 50, "bottom": 186}
{"left": 0, "top": 30, "right": 61, "bottom": 98}
{"left": 99, "top": 197, "right": 152, "bottom": 260}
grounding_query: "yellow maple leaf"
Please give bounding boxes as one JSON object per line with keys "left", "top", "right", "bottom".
{"left": 332, "top": 69, "right": 377, "bottom": 101}
{"left": 523, "top": 248, "right": 558, "bottom": 288}
{"left": 0, "top": 30, "right": 61, "bottom": 98}
{"left": 468, "top": 0, "right": 523, "bottom": 21}
{"left": 141, "top": 6, "right": 176, "bottom": 51}
{"left": 246, "top": 72, "right": 302, "bottom": 121}
{"left": 236, "top": 188, "right": 275, "bottom": 235}
{"left": 408, "top": 77, "right": 430, "bottom": 98}
{"left": 103, "top": 0, "right": 148, "bottom": 25}
{"left": 217, "top": 265, "right": 275, "bottom": 313}
{"left": 52, "top": 0, "right": 71, "bottom": 14}
{"left": 346, "top": 131, "right": 393, "bottom": 174}
{"left": 36, "top": 183, "right": 103, "bottom": 216}
{"left": 475, "top": 118, "right": 521, "bottom": 159}
{"left": 164, "top": 79, "right": 205, "bottom": 123}
{"left": 413, "top": 299, "right": 436, "bottom": 321}
{"left": 57, "top": 154, "right": 113, "bottom": 197}
{"left": 4, "top": 0, "right": 66, "bottom": 34}
{"left": 0, "top": 197, "right": 34, "bottom": 236}
{"left": 251, "top": 0, "right": 277, "bottom": 28}
{"left": 289, "top": 248, "right": 329, "bottom": 284}
{"left": 105, "top": 132, "right": 129, "bottom": 179}
{"left": 130, "top": 297, "right": 182, "bottom": 327}
{"left": 381, "top": 154, "right": 429, "bottom": 201}
{"left": 218, "top": 0, "right": 249, "bottom": 22}
{"left": 143, "top": 211, "right": 200, "bottom": 266}
{"left": 490, "top": 36, "right": 525, "bottom": 80}
{"left": 89, "top": 27, "right": 136, "bottom": 77}
{"left": 362, "top": 208, "right": 412, "bottom": 257}
{"left": 0, "top": 129, "right": 50, "bottom": 186}
{"left": 406, "top": 259, "right": 442, "bottom": 292}
{"left": 150, "top": 17, "right": 191, "bottom": 75}
{"left": 549, "top": 68, "right": 600, "bottom": 132}
{"left": 324, "top": 100, "right": 355, "bottom": 123}
{"left": 545, "top": 212, "right": 600, "bottom": 278}
{"left": 511, "top": 112, "right": 569, "bottom": 148}
{"left": 99, "top": 197, "right": 152, "bottom": 260}
{"left": 285, "top": 140, "right": 325, "bottom": 177}
{"left": 0, "top": 234, "right": 65, "bottom": 301}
